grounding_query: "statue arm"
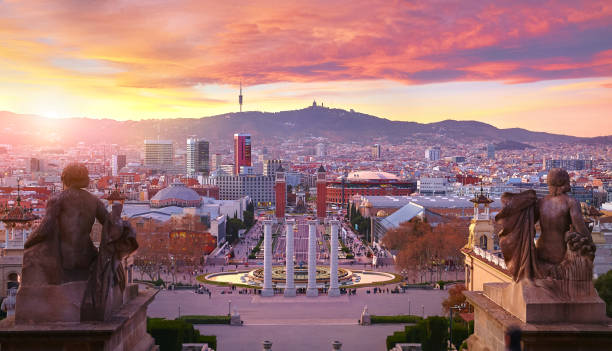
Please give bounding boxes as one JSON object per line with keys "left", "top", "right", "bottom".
{"left": 24, "top": 197, "right": 59, "bottom": 249}
{"left": 569, "top": 198, "right": 590, "bottom": 237}
{"left": 95, "top": 199, "right": 110, "bottom": 225}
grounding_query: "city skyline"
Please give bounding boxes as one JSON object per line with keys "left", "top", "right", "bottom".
{"left": 0, "top": 1, "right": 611, "bottom": 137}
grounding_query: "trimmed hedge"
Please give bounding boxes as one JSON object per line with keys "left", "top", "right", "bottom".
{"left": 178, "top": 315, "right": 231, "bottom": 324}
{"left": 371, "top": 315, "right": 423, "bottom": 324}
{"left": 385, "top": 316, "right": 472, "bottom": 351}
{"left": 147, "top": 318, "right": 218, "bottom": 351}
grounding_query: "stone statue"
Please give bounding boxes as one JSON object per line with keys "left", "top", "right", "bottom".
{"left": 16, "top": 163, "right": 138, "bottom": 323}
{"left": 1, "top": 288, "right": 16, "bottom": 318}
{"left": 496, "top": 168, "right": 596, "bottom": 297}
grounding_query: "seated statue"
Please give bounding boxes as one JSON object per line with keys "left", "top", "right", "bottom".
{"left": 495, "top": 168, "right": 596, "bottom": 298}
{"left": 17, "top": 163, "right": 138, "bottom": 322}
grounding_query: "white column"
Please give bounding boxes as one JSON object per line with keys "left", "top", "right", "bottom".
{"left": 284, "top": 219, "right": 296, "bottom": 297}
{"left": 261, "top": 219, "right": 274, "bottom": 297}
{"left": 328, "top": 219, "right": 340, "bottom": 297}
{"left": 306, "top": 220, "right": 319, "bottom": 297}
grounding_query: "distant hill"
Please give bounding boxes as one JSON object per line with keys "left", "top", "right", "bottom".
{"left": 0, "top": 106, "right": 610, "bottom": 146}
{"left": 494, "top": 140, "right": 535, "bottom": 150}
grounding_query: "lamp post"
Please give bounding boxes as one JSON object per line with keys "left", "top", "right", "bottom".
{"left": 228, "top": 299, "right": 232, "bottom": 316}
{"left": 449, "top": 303, "right": 466, "bottom": 350}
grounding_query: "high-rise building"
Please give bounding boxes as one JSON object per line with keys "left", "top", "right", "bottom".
{"left": 186, "top": 137, "right": 210, "bottom": 177}
{"left": 111, "top": 154, "right": 127, "bottom": 176}
{"left": 30, "top": 158, "right": 44, "bottom": 173}
{"left": 425, "top": 147, "right": 441, "bottom": 161}
{"left": 275, "top": 165, "right": 286, "bottom": 219}
{"left": 144, "top": 140, "right": 174, "bottom": 171}
{"left": 202, "top": 174, "right": 275, "bottom": 206}
{"left": 372, "top": 144, "right": 382, "bottom": 159}
{"left": 263, "top": 159, "right": 290, "bottom": 177}
{"left": 315, "top": 143, "right": 327, "bottom": 157}
{"left": 234, "top": 133, "right": 251, "bottom": 175}
{"left": 316, "top": 165, "right": 327, "bottom": 219}
{"left": 487, "top": 144, "right": 495, "bottom": 160}
{"left": 211, "top": 153, "right": 223, "bottom": 171}
{"left": 544, "top": 159, "right": 592, "bottom": 171}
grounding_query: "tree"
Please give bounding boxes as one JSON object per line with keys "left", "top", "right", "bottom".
{"left": 442, "top": 284, "right": 467, "bottom": 313}
{"left": 595, "top": 269, "right": 612, "bottom": 317}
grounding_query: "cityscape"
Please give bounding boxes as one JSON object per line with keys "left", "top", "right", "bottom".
{"left": 0, "top": 1, "right": 611, "bottom": 351}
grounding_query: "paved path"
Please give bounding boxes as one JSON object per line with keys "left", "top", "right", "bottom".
{"left": 197, "top": 324, "right": 403, "bottom": 351}
{"left": 148, "top": 288, "right": 447, "bottom": 350}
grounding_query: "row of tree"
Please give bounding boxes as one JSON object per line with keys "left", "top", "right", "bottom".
{"left": 225, "top": 200, "right": 255, "bottom": 244}
{"left": 382, "top": 217, "right": 467, "bottom": 282}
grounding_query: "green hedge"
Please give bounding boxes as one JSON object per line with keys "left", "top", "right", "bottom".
{"left": 371, "top": 315, "right": 423, "bottom": 324}
{"left": 386, "top": 331, "right": 407, "bottom": 350}
{"left": 147, "top": 318, "right": 217, "bottom": 351}
{"left": 135, "top": 278, "right": 165, "bottom": 287}
{"left": 345, "top": 254, "right": 354, "bottom": 259}
{"left": 385, "top": 316, "right": 473, "bottom": 351}
{"left": 178, "top": 315, "right": 231, "bottom": 324}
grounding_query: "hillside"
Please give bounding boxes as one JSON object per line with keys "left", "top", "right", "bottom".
{"left": 0, "top": 106, "right": 610, "bottom": 146}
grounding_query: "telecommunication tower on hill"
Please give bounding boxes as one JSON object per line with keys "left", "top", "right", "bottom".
{"left": 239, "top": 81, "right": 243, "bottom": 112}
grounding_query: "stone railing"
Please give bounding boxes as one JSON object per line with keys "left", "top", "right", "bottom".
{"left": 473, "top": 246, "right": 507, "bottom": 270}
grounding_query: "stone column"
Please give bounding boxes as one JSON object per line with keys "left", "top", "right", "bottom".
{"left": 306, "top": 220, "right": 318, "bottom": 297}
{"left": 284, "top": 219, "right": 296, "bottom": 297}
{"left": 328, "top": 219, "right": 341, "bottom": 297}
{"left": 261, "top": 219, "right": 274, "bottom": 297}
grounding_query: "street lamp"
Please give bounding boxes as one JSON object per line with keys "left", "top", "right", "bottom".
{"left": 449, "top": 303, "right": 466, "bottom": 350}
{"left": 228, "top": 299, "right": 232, "bottom": 316}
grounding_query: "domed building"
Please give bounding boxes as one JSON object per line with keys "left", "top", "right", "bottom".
{"left": 150, "top": 183, "right": 201, "bottom": 208}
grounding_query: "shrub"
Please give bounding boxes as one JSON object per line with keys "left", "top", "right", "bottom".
{"left": 345, "top": 254, "right": 354, "bottom": 259}
{"left": 198, "top": 335, "right": 217, "bottom": 350}
{"left": 178, "top": 315, "right": 231, "bottom": 324}
{"left": 147, "top": 318, "right": 198, "bottom": 351}
{"left": 386, "top": 331, "right": 407, "bottom": 350}
{"left": 595, "top": 269, "right": 612, "bottom": 317}
{"left": 371, "top": 315, "right": 423, "bottom": 324}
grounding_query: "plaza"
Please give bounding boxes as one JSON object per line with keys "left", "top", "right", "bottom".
{"left": 148, "top": 288, "right": 448, "bottom": 350}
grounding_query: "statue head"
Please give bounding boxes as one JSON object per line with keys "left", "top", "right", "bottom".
{"left": 547, "top": 168, "right": 570, "bottom": 196}
{"left": 61, "top": 163, "right": 90, "bottom": 189}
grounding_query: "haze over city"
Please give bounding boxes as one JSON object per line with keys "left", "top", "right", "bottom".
{"left": 0, "top": 0, "right": 611, "bottom": 136}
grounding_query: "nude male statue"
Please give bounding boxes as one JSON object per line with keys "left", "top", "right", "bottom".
{"left": 22, "top": 163, "right": 110, "bottom": 285}
{"left": 536, "top": 168, "right": 593, "bottom": 266}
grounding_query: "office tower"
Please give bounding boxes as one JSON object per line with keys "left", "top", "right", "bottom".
{"left": 487, "top": 144, "right": 495, "bottom": 160}
{"left": 263, "top": 159, "right": 282, "bottom": 176}
{"left": 186, "top": 137, "right": 210, "bottom": 177}
{"left": 234, "top": 133, "right": 251, "bottom": 175}
{"left": 275, "top": 165, "right": 286, "bottom": 219}
{"left": 315, "top": 143, "right": 327, "bottom": 157}
{"left": 144, "top": 140, "right": 174, "bottom": 171}
{"left": 211, "top": 153, "right": 223, "bottom": 171}
{"left": 30, "top": 158, "right": 44, "bottom": 173}
{"left": 111, "top": 154, "right": 127, "bottom": 176}
{"left": 544, "top": 159, "right": 593, "bottom": 171}
{"left": 372, "top": 144, "right": 382, "bottom": 159}
{"left": 425, "top": 146, "right": 441, "bottom": 161}
{"left": 316, "top": 165, "right": 327, "bottom": 219}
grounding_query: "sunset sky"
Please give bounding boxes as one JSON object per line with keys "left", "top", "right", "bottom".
{"left": 0, "top": 0, "right": 611, "bottom": 137}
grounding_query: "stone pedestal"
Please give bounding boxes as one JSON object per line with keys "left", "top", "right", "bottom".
{"left": 464, "top": 282, "right": 612, "bottom": 351}
{"left": 230, "top": 309, "right": 242, "bottom": 326}
{"left": 0, "top": 285, "right": 159, "bottom": 351}
{"left": 328, "top": 220, "right": 340, "bottom": 297}
{"left": 306, "top": 220, "right": 318, "bottom": 297}
{"left": 284, "top": 220, "right": 296, "bottom": 297}
{"left": 261, "top": 220, "right": 274, "bottom": 297}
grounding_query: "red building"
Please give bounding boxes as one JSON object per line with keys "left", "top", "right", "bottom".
{"left": 325, "top": 171, "right": 417, "bottom": 204}
{"left": 275, "top": 165, "right": 286, "bottom": 219}
{"left": 316, "top": 165, "right": 327, "bottom": 219}
{"left": 169, "top": 230, "right": 217, "bottom": 255}
{"left": 233, "top": 133, "right": 251, "bottom": 175}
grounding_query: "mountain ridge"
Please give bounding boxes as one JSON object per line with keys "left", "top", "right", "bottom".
{"left": 1, "top": 107, "right": 610, "bottom": 146}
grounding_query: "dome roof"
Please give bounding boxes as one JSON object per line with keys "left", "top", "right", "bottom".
{"left": 151, "top": 183, "right": 200, "bottom": 202}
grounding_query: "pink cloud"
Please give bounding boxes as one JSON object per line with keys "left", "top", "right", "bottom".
{"left": 0, "top": 0, "right": 610, "bottom": 88}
